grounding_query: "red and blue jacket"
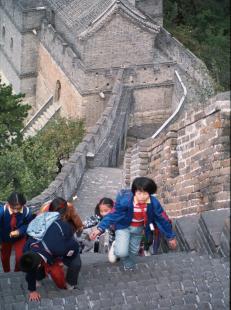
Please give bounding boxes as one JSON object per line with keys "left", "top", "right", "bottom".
{"left": 0, "top": 203, "right": 33, "bottom": 243}
{"left": 97, "top": 190, "right": 176, "bottom": 241}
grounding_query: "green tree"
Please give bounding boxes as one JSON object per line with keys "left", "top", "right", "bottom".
{"left": 164, "top": 0, "right": 230, "bottom": 90}
{"left": 0, "top": 116, "right": 85, "bottom": 200}
{"left": 37, "top": 117, "right": 85, "bottom": 171}
{"left": 0, "top": 81, "right": 31, "bottom": 148}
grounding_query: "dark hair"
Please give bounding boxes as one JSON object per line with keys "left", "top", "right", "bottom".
{"left": 7, "top": 192, "right": 26, "bottom": 207}
{"left": 131, "top": 177, "right": 157, "bottom": 195}
{"left": 95, "top": 197, "right": 114, "bottom": 218}
{"left": 49, "top": 197, "right": 67, "bottom": 216}
{"left": 20, "top": 251, "right": 42, "bottom": 273}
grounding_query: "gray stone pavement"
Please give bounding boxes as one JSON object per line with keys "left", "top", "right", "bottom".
{"left": 0, "top": 167, "right": 229, "bottom": 309}
{"left": 0, "top": 252, "right": 229, "bottom": 309}
{"left": 73, "top": 167, "right": 123, "bottom": 220}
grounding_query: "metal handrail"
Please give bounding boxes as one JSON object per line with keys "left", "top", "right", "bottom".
{"left": 152, "top": 70, "right": 187, "bottom": 139}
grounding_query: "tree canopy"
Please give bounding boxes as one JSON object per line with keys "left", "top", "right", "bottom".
{"left": 164, "top": 0, "right": 230, "bottom": 90}
{"left": 0, "top": 82, "right": 31, "bottom": 148}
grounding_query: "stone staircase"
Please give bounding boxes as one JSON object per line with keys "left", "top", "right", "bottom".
{"left": 174, "top": 209, "right": 230, "bottom": 258}
{"left": 0, "top": 252, "right": 229, "bottom": 310}
{"left": 21, "top": 97, "right": 61, "bottom": 138}
{"left": 0, "top": 167, "right": 230, "bottom": 309}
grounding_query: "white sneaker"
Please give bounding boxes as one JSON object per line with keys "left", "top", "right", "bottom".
{"left": 66, "top": 283, "right": 78, "bottom": 290}
{"left": 108, "top": 241, "right": 117, "bottom": 263}
{"left": 144, "top": 250, "right": 151, "bottom": 256}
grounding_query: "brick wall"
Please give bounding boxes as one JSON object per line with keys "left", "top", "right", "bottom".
{"left": 0, "top": 1, "right": 45, "bottom": 105}
{"left": 129, "top": 83, "right": 173, "bottom": 127}
{"left": 27, "top": 70, "right": 125, "bottom": 209}
{"left": 84, "top": 14, "right": 156, "bottom": 68}
{"left": 36, "top": 44, "right": 83, "bottom": 121}
{"left": 136, "top": 0, "right": 163, "bottom": 26}
{"left": 156, "top": 28, "right": 215, "bottom": 99}
{"left": 124, "top": 95, "right": 230, "bottom": 218}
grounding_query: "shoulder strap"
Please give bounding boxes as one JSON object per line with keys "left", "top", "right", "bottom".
{"left": 23, "top": 206, "right": 30, "bottom": 217}
{"left": 54, "top": 221, "right": 64, "bottom": 236}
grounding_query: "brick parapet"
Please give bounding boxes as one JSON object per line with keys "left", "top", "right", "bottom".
{"left": 27, "top": 70, "right": 124, "bottom": 210}
{"left": 125, "top": 95, "right": 230, "bottom": 218}
{"left": 156, "top": 27, "right": 215, "bottom": 100}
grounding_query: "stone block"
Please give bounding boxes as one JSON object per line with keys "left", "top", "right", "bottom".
{"left": 174, "top": 214, "right": 200, "bottom": 251}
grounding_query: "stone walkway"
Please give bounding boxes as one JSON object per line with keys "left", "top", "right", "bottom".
{"left": 0, "top": 252, "right": 229, "bottom": 310}
{"left": 73, "top": 167, "right": 123, "bottom": 220}
{"left": 0, "top": 167, "right": 229, "bottom": 309}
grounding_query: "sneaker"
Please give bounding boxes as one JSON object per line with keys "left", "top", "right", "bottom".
{"left": 108, "top": 241, "right": 117, "bottom": 263}
{"left": 66, "top": 283, "right": 78, "bottom": 290}
{"left": 144, "top": 250, "right": 151, "bottom": 256}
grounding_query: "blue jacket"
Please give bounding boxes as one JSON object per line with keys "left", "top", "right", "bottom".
{"left": 0, "top": 203, "right": 33, "bottom": 243}
{"left": 97, "top": 190, "right": 176, "bottom": 240}
{"left": 24, "top": 219, "right": 79, "bottom": 265}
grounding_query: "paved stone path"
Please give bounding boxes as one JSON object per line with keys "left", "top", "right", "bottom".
{"left": 0, "top": 167, "right": 229, "bottom": 309}
{"left": 0, "top": 252, "right": 229, "bottom": 309}
{"left": 73, "top": 167, "right": 123, "bottom": 220}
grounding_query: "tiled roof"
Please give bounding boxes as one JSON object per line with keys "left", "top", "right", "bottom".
{"left": 46, "top": 0, "right": 159, "bottom": 37}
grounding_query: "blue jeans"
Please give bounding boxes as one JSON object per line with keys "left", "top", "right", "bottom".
{"left": 114, "top": 226, "right": 143, "bottom": 268}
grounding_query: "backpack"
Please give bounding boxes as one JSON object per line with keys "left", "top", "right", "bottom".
{"left": 27, "top": 212, "right": 60, "bottom": 241}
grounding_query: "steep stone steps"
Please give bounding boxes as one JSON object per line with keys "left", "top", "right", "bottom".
{"left": 73, "top": 167, "right": 123, "bottom": 221}
{"left": 22, "top": 97, "right": 61, "bottom": 139}
{"left": 0, "top": 252, "right": 229, "bottom": 310}
{"left": 174, "top": 209, "right": 230, "bottom": 257}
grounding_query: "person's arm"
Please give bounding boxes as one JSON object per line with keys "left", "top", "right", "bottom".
{"left": 90, "top": 192, "right": 130, "bottom": 239}
{"left": 17, "top": 209, "right": 34, "bottom": 236}
{"left": 25, "top": 270, "right": 37, "bottom": 293}
{"left": 152, "top": 197, "right": 177, "bottom": 248}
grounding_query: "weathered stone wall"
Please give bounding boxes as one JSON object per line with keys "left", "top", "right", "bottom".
{"left": 130, "top": 83, "right": 173, "bottom": 127}
{"left": 156, "top": 28, "right": 215, "bottom": 99}
{"left": 0, "top": 1, "right": 45, "bottom": 106}
{"left": 136, "top": 0, "right": 163, "bottom": 26}
{"left": 35, "top": 44, "right": 84, "bottom": 120}
{"left": 84, "top": 14, "right": 156, "bottom": 68}
{"left": 124, "top": 95, "right": 230, "bottom": 218}
{"left": 27, "top": 70, "right": 125, "bottom": 210}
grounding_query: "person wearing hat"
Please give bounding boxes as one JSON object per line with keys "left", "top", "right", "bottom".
{"left": 20, "top": 212, "right": 81, "bottom": 301}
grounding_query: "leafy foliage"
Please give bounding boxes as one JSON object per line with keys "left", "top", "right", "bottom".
{"left": 0, "top": 82, "right": 31, "bottom": 148}
{"left": 0, "top": 117, "right": 85, "bottom": 201}
{"left": 164, "top": 0, "right": 230, "bottom": 90}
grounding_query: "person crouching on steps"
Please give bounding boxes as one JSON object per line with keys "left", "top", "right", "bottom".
{"left": 0, "top": 192, "right": 33, "bottom": 272}
{"left": 19, "top": 215, "right": 81, "bottom": 302}
{"left": 38, "top": 197, "right": 83, "bottom": 235}
{"left": 90, "top": 177, "right": 177, "bottom": 270}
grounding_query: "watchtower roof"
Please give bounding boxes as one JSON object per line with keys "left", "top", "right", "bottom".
{"left": 46, "top": 0, "right": 159, "bottom": 37}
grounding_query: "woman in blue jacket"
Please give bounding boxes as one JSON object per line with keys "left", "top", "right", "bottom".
{"left": 90, "top": 177, "right": 177, "bottom": 270}
{"left": 0, "top": 192, "right": 33, "bottom": 272}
